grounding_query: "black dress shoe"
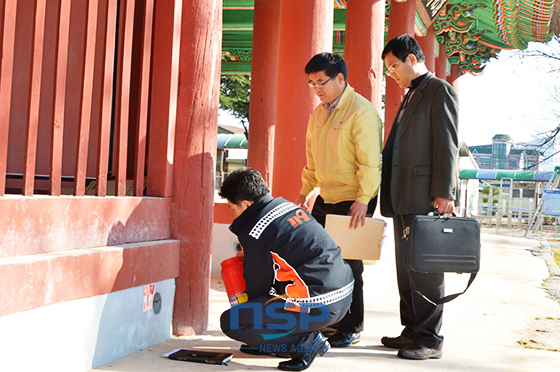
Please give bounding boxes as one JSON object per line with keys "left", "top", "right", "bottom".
{"left": 381, "top": 335, "right": 414, "bottom": 349}
{"left": 397, "top": 342, "right": 442, "bottom": 360}
{"left": 327, "top": 331, "right": 361, "bottom": 347}
{"left": 277, "top": 333, "right": 330, "bottom": 371}
{"left": 240, "top": 344, "right": 290, "bottom": 358}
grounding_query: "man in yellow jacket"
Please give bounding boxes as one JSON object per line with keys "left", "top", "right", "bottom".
{"left": 296, "top": 52, "right": 383, "bottom": 347}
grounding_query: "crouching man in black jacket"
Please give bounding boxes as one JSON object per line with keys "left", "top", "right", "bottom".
{"left": 219, "top": 168, "right": 354, "bottom": 371}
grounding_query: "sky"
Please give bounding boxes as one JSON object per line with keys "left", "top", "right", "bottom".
{"left": 458, "top": 41, "right": 560, "bottom": 147}
{"left": 219, "top": 110, "right": 242, "bottom": 127}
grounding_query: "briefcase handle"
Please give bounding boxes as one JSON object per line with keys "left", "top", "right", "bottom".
{"left": 428, "top": 210, "right": 456, "bottom": 217}
{"left": 401, "top": 211, "right": 456, "bottom": 241}
{"left": 410, "top": 273, "right": 477, "bottom": 306}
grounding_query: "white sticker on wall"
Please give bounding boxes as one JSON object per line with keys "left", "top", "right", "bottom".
{"left": 143, "top": 284, "right": 155, "bottom": 312}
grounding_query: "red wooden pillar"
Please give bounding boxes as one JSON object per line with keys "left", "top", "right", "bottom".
{"left": 247, "top": 0, "right": 280, "bottom": 188}
{"left": 272, "top": 0, "right": 333, "bottom": 200}
{"left": 435, "top": 42, "right": 447, "bottom": 79}
{"left": 417, "top": 25, "right": 435, "bottom": 73}
{"left": 172, "top": 0, "right": 222, "bottom": 335}
{"left": 344, "top": 0, "right": 385, "bottom": 113}
{"left": 447, "top": 63, "right": 460, "bottom": 94}
{"left": 384, "top": 0, "right": 416, "bottom": 142}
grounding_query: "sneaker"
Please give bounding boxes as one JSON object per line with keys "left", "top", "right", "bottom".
{"left": 397, "top": 342, "right": 442, "bottom": 360}
{"left": 327, "top": 332, "right": 361, "bottom": 347}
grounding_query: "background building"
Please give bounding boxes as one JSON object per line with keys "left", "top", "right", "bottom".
{"left": 470, "top": 134, "right": 544, "bottom": 171}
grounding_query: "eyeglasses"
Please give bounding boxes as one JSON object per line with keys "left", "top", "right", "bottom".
{"left": 308, "top": 77, "right": 332, "bottom": 89}
{"left": 386, "top": 57, "right": 406, "bottom": 77}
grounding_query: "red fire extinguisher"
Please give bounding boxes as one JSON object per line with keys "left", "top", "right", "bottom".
{"left": 220, "top": 256, "right": 248, "bottom": 306}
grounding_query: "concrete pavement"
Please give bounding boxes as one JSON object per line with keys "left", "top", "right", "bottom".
{"left": 91, "top": 222, "right": 560, "bottom": 372}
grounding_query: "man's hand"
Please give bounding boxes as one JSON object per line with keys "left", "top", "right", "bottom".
{"left": 433, "top": 197, "right": 454, "bottom": 214}
{"left": 349, "top": 201, "right": 368, "bottom": 229}
{"left": 296, "top": 194, "right": 312, "bottom": 212}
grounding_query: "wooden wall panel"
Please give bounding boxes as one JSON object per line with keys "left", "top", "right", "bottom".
{"left": 0, "top": 197, "right": 172, "bottom": 258}
{"left": 0, "top": 239, "right": 180, "bottom": 318}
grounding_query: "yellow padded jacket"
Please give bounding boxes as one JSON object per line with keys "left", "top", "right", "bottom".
{"left": 300, "top": 84, "right": 383, "bottom": 205}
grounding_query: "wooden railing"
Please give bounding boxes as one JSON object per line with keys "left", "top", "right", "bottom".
{"left": 0, "top": 0, "right": 156, "bottom": 197}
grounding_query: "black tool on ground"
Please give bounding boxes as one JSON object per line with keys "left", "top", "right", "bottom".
{"left": 167, "top": 348, "right": 233, "bottom": 365}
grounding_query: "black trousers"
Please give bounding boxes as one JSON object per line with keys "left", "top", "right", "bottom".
{"left": 221, "top": 296, "right": 349, "bottom": 357}
{"left": 393, "top": 214, "right": 445, "bottom": 350}
{"left": 311, "top": 195, "right": 377, "bottom": 333}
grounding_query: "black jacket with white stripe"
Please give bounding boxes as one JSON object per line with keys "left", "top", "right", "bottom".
{"left": 229, "top": 194, "right": 354, "bottom": 313}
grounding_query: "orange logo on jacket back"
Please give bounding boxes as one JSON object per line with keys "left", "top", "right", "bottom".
{"left": 270, "top": 252, "right": 309, "bottom": 300}
{"left": 287, "top": 209, "right": 310, "bottom": 228}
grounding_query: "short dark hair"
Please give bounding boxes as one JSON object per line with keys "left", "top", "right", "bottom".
{"left": 381, "top": 34, "right": 425, "bottom": 63}
{"left": 304, "top": 52, "right": 347, "bottom": 81}
{"left": 219, "top": 167, "right": 270, "bottom": 205}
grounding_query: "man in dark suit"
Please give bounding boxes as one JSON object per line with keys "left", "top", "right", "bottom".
{"left": 379, "top": 34, "right": 459, "bottom": 360}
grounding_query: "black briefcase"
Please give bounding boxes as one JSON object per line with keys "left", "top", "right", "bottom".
{"left": 403, "top": 213, "right": 481, "bottom": 305}
{"left": 407, "top": 214, "right": 481, "bottom": 273}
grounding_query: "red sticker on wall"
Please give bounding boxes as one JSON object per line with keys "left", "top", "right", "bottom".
{"left": 143, "top": 284, "right": 155, "bottom": 312}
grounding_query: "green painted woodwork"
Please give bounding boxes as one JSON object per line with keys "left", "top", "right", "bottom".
{"left": 459, "top": 169, "right": 480, "bottom": 179}
{"left": 459, "top": 169, "right": 555, "bottom": 181}
{"left": 223, "top": 0, "right": 254, "bottom": 10}
{"left": 515, "top": 171, "right": 538, "bottom": 180}
{"left": 221, "top": 62, "right": 252, "bottom": 75}
{"left": 222, "top": 0, "right": 559, "bottom": 75}
{"left": 496, "top": 170, "right": 517, "bottom": 179}
{"left": 333, "top": 8, "right": 346, "bottom": 30}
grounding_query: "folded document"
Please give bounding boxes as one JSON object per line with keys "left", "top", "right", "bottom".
{"left": 325, "top": 214, "right": 386, "bottom": 261}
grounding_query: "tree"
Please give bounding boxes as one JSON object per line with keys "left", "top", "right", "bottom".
{"left": 509, "top": 36, "right": 560, "bottom": 166}
{"left": 219, "top": 75, "right": 251, "bottom": 136}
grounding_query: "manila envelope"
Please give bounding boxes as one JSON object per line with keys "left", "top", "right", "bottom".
{"left": 325, "top": 214, "right": 386, "bottom": 261}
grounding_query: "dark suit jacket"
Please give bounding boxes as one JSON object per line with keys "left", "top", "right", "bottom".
{"left": 381, "top": 72, "right": 459, "bottom": 217}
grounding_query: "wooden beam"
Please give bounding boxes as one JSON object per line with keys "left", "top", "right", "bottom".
{"left": 272, "top": 0, "right": 333, "bottom": 200}
{"left": 96, "top": 0, "right": 119, "bottom": 197}
{"left": 114, "top": 0, "right": 136, "bottom": 196}
{"left": 75, "top": 0, "right": 99, "bottom": 196}
{"left": 146, "top": 0, "right": 182, "bottom": 197}
{"left": 172, "top": 0, "right": 222, "bottom": 336}
{"left": 246, "top": 0, "right": 280, "bottom": 188}
{"left": 384, "top": 0, "right": 417, "bottom": 143}
{"left": 0, "top": 239, "right": 180, "bottom": 318}
{"left": 50, "top": 0, "right": 72, "bottom": 196}
{"left": 23, "top": 0, "right": 47, "bottom": 196}
{"left": 345, "top": 0, "right": 385, "bottom": 112}
{"left": 0, "top": 0, "right": 18, "bottom": 196}
{"left": 134, "top": 0, "right": 155, "bottom": 196}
